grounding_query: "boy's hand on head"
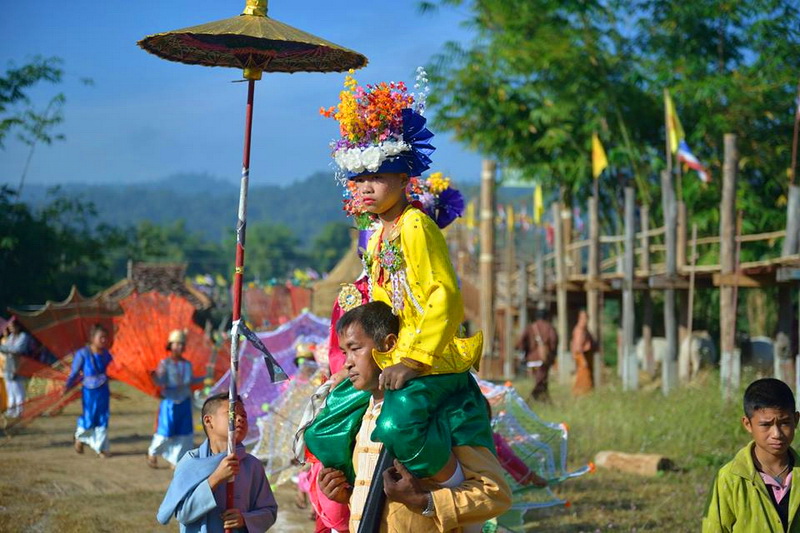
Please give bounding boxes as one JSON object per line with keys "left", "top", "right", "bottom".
{"left": 208, "top": 453, "right": 240, "bottom": 489}
{"left": 221, "top": 508, "right": 245, "bottom": 529}
{"left": 379, "top": 363, "right": 420, "bottom": 391}
{"left": 383, "top": 459, "right": 429, "bottom": 511}
{"left": 318, "top": 467, "right": 351, "bottom": 504}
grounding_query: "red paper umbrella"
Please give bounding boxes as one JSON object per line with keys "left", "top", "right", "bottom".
{"left": 107, "top": 292, "right": 229, "bottom": 397}
{"left": 9, "top": 286, "right": 121, "bottom": 360}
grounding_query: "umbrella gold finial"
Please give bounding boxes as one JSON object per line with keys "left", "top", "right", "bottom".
{"left": 242, "top": 0, "right": 267, "bottom": 17}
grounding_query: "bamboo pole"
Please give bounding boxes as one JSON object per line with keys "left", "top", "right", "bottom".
{"left": 641, "top": 204, "right": 655, "bottom": 376}
{"left": 226, "top": 78, "right": 257, "bottom": 517}
{"left": 622, "top": 187, "right": 637, "bottom": 390}
{"left": 776, "top": 186, "right": 800, "bottom": 383}
{"left": 720, "top": 134, "right": 739, "bottom": 401}
{"left": 479, "top": 160, "right": 497, "bottom": 375}
{"left": 587, "top": 196, "right": 602, "bottom": 388}
{"left": 661, "top": 170, "right": 679, "bottom": 394}
{"left": 680, "top": 224, "right": 698, "bottom": 383}
{"left": 503, "top": 205, "right": 516, "bottom": 380}
{"left": 554, "top": 202, "right": 572, "bottom": 384}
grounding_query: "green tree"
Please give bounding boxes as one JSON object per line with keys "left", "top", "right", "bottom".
{"left": 0, "top": 186, "right": 118, "bottom": 310}
{"left": 635, "top": 0, "right": 800, "bottom": 260}
{"left": 244, "top": 223, "right": 305, "bottom": 282}
{"left": 0, "top": 56, "right": 64, "bottom": 148}
{"left": 421, "top": 0, "right": 661, "bottom": 207}
{"left": 116, "top": 219, "right": 228, "bottom": 276}
{"left": 309, "top": 222, "right": 352, "bottom": 273}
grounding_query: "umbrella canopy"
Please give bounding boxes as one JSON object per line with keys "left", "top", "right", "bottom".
{"left": 107, "top": 291, "right": 229, "bottom": 397}
{"left": 138, "top": 0, "right": 367, "bottom": 77}
{"left": 9, "top": 286, "right": 122, "bottom": 359}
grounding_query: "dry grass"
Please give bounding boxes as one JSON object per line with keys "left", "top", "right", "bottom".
{"left": 512, "top": 369, "right": 754, "bottom": 532}
{"left": 0, "top": 382, "right": 311, "bottom": 533}
{"left": 0, "top": 372, "right": 759, "bottom": 532}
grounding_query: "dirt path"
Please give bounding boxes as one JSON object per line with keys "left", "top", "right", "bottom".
{"left": 0, "top": 382, "right": 313, "bottom": 533}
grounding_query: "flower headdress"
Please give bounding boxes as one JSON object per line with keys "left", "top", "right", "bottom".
{"left": 326, "top": 70, "right": 464, "bottom": 230}
{"left": 321, "top": 67, "right": 435, "bottom": 181}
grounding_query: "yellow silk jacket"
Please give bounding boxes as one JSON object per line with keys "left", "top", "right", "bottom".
{"left": 366, "top": 206, "right": 482, "bottom": 374}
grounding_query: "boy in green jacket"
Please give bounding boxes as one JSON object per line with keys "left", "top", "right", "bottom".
{"left": 703, "top": 378, "right": 800, "bottom": 532}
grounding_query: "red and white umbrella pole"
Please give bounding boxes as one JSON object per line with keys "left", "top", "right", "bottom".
{"left": 227, "top": 76, "right": 257, "bottom": 532}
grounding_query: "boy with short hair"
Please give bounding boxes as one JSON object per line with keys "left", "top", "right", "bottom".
{"left": 703, "top": 378, "right": 800, "bottom": 532}
{"left": 318, "top": 301, "right": 511, "bottom": 532}
{"left": 157, "top": 393, "right": 277, "bottom": 532}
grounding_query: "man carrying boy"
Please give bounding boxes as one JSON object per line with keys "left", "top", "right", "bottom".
{"left": 157, "top": 393, "right": 277, "bottom": 532}
{"left": 703, "top": 378, "right": 800, "bottom": 532}
{"left": 318, "top": 302, "right": 512, "bottom": 532}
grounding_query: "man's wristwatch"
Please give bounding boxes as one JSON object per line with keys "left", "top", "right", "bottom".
{"left": 421, "top": 491, "right": 435, "bottom": 518}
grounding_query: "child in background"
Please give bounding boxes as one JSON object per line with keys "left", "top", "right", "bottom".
{"left": 703, "top": 378, "right": 800, "bottom": 532}
{"left": 66, "top": 323, "right": 113, "bottom": 457}
{"left": 147, "top": 329, "right": 203, "bottom": 469}
{"left": 158, "top": 393, "right": 277, "bottom": 532}
{"left": 0, "top": 318, "right": 31, "bottom": 419}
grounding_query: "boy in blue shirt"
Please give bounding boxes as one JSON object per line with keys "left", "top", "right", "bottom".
{"left": 158, "top": 393, "right": 277, "bottom": 532}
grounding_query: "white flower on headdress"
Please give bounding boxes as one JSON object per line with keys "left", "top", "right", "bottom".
{"left": 380, "top": 139, "right": 410, "bottom": 157}
{"left": 361, "top": 146, "right": 383, "bottom": 172}
{"left": 337, "top": 148, "right": 366, "bottom": 174}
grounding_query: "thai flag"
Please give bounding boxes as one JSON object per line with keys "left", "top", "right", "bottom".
{"left": 676, "top": 140, "right": 711, "bottom": 183}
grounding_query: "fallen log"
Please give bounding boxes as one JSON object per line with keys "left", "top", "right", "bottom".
{"left": 594, "top": 451, "right": 674, "bottom": 476}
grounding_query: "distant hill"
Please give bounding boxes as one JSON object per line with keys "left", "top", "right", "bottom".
{"left": 22, "top": 171, "right": 347, "bottom": 244}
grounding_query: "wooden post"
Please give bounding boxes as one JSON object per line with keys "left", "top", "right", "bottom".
{"left": 681, "top": 224, "right": 698, "bottom": 383}
{"left": 776, "top": 186, "right": 800, "bottom": 383}
{"left": 640, "top": 204, "right": 655, "bottom": 376}
{"left": 535, "top": 229, "right": 545, "bottom": 310}
{"left": 661, "top": 170, "right": 679, "bottom": 394}
{"left": 587, "top": 196, "right": 602, "bottom": 388}
{"left": 518, "top": 259, "right": 529, "bottom": 341}
{"left": 720, "top": 134, "right": 739, "bottom": 400}
{"left": 479, "top": 160, "right": 497, "bottom": 375}
{"left": 677, "top": 202, "right": 687, "bottom": 271}
{"left": 623, "top": 187, "right": 638, "bottom": 390}
{"left": 554, "top": 202, "right": 572, "bottom": 384}
{"left": 677, "top": 201, "right": 690, "bottom": 347}
{"left": 503, "top": 205, "right": 516, "bottom": 380}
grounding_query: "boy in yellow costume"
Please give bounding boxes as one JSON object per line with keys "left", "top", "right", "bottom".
{"left": 303, "top": 71, "right": 493, "bottom": 485}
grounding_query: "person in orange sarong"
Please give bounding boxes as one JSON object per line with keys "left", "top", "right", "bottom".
{"left": 571, "top": 310, "right": 596, "bottom": 396}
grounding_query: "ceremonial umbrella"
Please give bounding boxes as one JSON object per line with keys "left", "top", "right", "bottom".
{"left": 138, "top": 0, "right": 367, "bottom": 521}
{"left": 107, "top": 292, "right": 229, "bottom": 398}
{"left": 9, "top": 286, "right": 121, "bottom": 361}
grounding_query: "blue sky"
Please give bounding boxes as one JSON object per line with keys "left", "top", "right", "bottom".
{"left": 0, "top": 0, "right": 483, "bottom": 188}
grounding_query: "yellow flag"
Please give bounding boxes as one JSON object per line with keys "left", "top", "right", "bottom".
{"left": 533, "top": 184, "right": 544, "bottom": 225}
{"left": 506, "top": 204, "right": 514, "bottom": 235}
{"left": 664, "top": 89, "right": 685, "bottom": 155}
{"left": 591, "top": 132, "right": 608, "bottom": 180}
{"left": 466, "top": 200, "right": 476, "bottom": 229}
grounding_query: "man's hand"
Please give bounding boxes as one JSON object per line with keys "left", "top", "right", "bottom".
{"left": 383, "top": 459, "right": 429, "bottom": 511}
{"left": 208, "top": 453, "right": 239, "bottom": 489}
{"left": 318, "top": 467, "right": 351, "bottom": 504}
{"left": 221, "top": 508, "right": 245, "bottom": 529}
{"left": 379, "top": 363, "right": 420, "bottom": 391}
